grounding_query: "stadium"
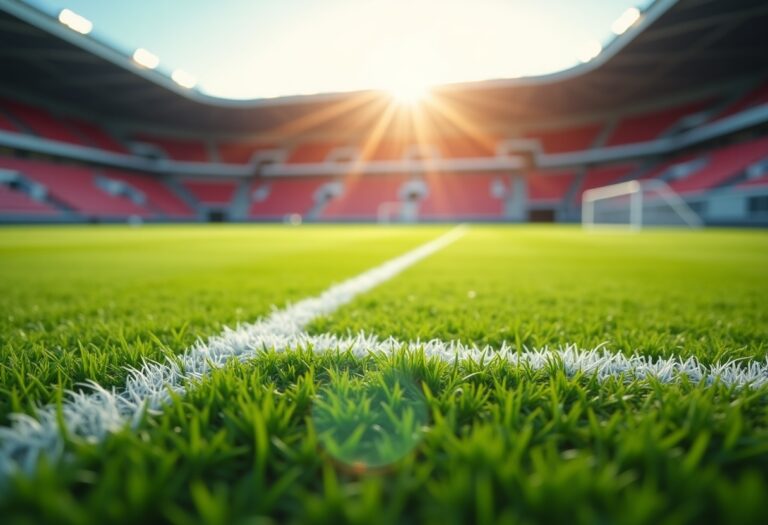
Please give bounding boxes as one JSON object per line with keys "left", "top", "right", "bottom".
{"left": 0, "top": 0, "right": 766, "bottom": 523}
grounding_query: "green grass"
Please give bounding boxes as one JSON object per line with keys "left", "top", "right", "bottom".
{"left": 1, "top": 225, "right": 767, "bottom": 524}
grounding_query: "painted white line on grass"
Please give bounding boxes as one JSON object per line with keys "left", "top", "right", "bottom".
{"left": 2, "top": 224, "right": 768, "bottom": 482}
{"left": 0, "top": 225, "right": 467, "bottom": 479}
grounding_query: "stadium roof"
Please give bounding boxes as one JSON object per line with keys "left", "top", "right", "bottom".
{"left": 1, "top": 0, "right": 768, "bottom": 135}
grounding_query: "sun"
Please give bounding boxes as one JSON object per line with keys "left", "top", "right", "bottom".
{"left": 387, "top": 79, "right": 430, "bottom": 105}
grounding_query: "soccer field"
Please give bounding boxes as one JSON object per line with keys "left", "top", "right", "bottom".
{"left": 1, "top": 225, "right": 767, "bottom": 524}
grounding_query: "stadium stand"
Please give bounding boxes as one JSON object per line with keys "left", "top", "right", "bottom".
{"left": 715, "top": 80, "right": 768, "bottom": 120}
{"left": 321, "top": 175, "right": 409, "bottom": 218}
{"left": 1, "top": 99, "right": 86, "bottom": 145}
{"left": 605, "top": 100, "right": 711, "bottom": 146}
{"left": 286, "top": 142, "right": 339, "bottom": 163}
{"left": 526, "top": 171, "right": 577, "bottom": 202}
{"left": 0, "top": 157, "right": 148, "bottom": 217}
{"left": 217, "top": 141, "right": 274, "bottom": 164}
{"left": 0, "top": 111, "right": 18, "bottom": 132}
{"left": 737, "top": 176, "right": 768, "bottom": 188}
{"left": 525, "top": 123, "right": 603, "bottom": 153}
{"left": 665, "top": 137, "right": 768, "bottom": 194}
{"left": 0, "top": 184, "right": 56, "bottom": 215}
{"left": 435, "top": 137, "right": 496, "bottom": 158}
{"left": 0, "top": 0, "right": 767, "bottom": 225}
{"left": 134, "top": 134, "right": 209, "bottom": 162}
{"left": 181, "top": 180, "right": 237, "bottom": 205}
{"left": 63, "top": 119, "right": 127, "bottom": 153}
{"left": 361, "top": 141, "right": 407, "bottom": 161}
{"left": 250, "top": 177, "right": 332, "bottom": 218}
{"left": 104, "top": 170, "right": 195, "bottom": 218}
{"left": 419, "top": 173, "right": 504, "bottom": 218}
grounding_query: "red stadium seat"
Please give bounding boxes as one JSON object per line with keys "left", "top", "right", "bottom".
{"left": 737, "top": 176, "right": 768, "bottom": 188}
{"left": 715, "top": 80, "right": 768, "bottom": 121}
{"left": 606, "top": 100, "right": 710, "bottom": 146}
{"left": 1, "top": 99, "right": 87, "bottom": 146}
{"left": 0, "top": 111, "right": 18, "bottom": 133}
{"left": 286, "top": 143, "right": 340, "bottom": 163}
{"left": 0, "top": 185, "right": 57, "bottom": 215}
{"left": 105, "top": 170, "right": 195, "bottom": 218}
{"left": 419, "top": 173, "right": 504, "bottom": 218}
{"left": 526, "top": 171, "right": 577, "bottom": 202}
{"left": 135, "top": 134, "right": 209, "bottom": 162}
{"left": 321, "top": 175, "right": 409, "bottom": 218}
{"left": 436, "top": 137, "right": 497, "bottom": 158}
{"left": 525, "top": 123, "right": 603, "bottom": 153}
{"left": 250, "top": 177, "right": 332, "bottom": 217}
{"left": 666, "top": 136, "right": 768, "bottom": 194}
{"left": 63, "top": 119, "right": 128, "bottom": 153}
{"left": 0, "top": 157, "right": 150, "bottom": 217}
{"left": 216, "top": 141, "right": 275, "bottom": 164}
{"left": 360, "top": 141, "right": 407, "bottom": 161}
{"left": 182, "top": 180, "right": 237, "bottom": 205}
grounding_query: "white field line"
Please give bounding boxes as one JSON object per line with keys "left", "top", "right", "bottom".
{"left": 1, "top": 224, "right": 768, "bottom": 480}
{"left": 0, "top": 225, "right": 466, "bottom": 478}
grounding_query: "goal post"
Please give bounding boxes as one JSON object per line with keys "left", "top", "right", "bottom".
{"left": 582, "top": 179, "right": 703, "bottom": 229}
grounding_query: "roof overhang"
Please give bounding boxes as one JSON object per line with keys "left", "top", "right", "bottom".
{"left": 1, "top": 0, "right": 768, "bottom": 135}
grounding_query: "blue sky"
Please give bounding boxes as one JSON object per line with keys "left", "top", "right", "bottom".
{"left": 26, "top": 0, "right": 651, "bottom": 100}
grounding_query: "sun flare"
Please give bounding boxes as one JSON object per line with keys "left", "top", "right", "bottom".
{"left": 386, "top": 79, "right": 430, "bottom": 105}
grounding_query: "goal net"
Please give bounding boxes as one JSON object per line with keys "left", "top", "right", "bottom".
{"left": 582, "top": 179, "right": 703, "bottom": 229}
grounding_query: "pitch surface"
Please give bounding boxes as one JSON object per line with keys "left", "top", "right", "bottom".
{"left": 0, "top": 225, "right": 766, "bottom": 524}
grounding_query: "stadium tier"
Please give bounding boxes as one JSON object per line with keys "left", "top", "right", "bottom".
{"left": 419, "top": 173, "right": 505, "bottom": 218}
{"left": 604, "top": 99, "right": 711, "bottom": 146}
{"left": 250, "top": 177, "right": 332, "bottom": 218}
{"left": 1, "top": 98, "right": 87, "bottom": 146}
{"left": 0, "top": 111, "right": 18, "bottom": 132}
{"left": 216, "top": 140, "right": 275, "bottom": 164}
{"left": 133, "top": 134, "right": 209, "bottom": 162}
{"left": 63, "top": 118, "right": 128, "bottom": 153}
{"left": 526, "top": 171, "right": 577, "bottom": 202}
{"left": 0, "top": 0, "right": 767, "bottom": 225}
{"left": 104, "top": 169, "right": 195, "bottom": 218}
{"left": 714, "top": 80, "right": 768, "bottom": 121}
{"left": 0, "top": 184, "right": 56, "bottom": 215}
{"left": 321, "top": 174, "right": 409, "bottom": 219}
{"left": 286, "top": 142, "right": 341, "bottom": 163}
{"left": 664, "top": 136, "right": 768, "bottom": 194}
{"left": 435, "top": 137, "right": 497, "bottom": 158}
{"left": 524, "top": 123, "right": 603, "bottom": 153}
{"left": 181, "top": 179, "right": 237, "bottom": 205}
{"left": 0, "top": 157, "right": 149, "bottom": 218}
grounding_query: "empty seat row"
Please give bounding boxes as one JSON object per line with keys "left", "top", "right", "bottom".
{"left": 182, "top": 180, "right": 237, "bottom": 205}
{"left": 250, "top": 177, "right": 331, "bottom": 218}
{"left": 0, "top": 156, "right": 195, "bottom": 218}
{"left": 0, "top": 184, "right": 57, "bottom": 215}
{"left": 2, "top": 94, "right": 763, "bottom": 165}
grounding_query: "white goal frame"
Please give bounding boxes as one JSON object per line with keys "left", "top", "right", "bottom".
{"left": 582, "top": 179, "right": 703, "bottom": 230}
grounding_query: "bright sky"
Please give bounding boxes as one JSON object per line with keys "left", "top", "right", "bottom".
{"left": 25, "top": 0, "right": 651, "bottom": 100}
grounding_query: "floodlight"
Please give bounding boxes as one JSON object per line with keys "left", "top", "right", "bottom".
{"left": 133, "top": 48, "right": 160, "bottom": 69}
{"left": 172, "top": 69, "right": 197, "bottom": 89}
{"left": 578, "top": 40, "right": 602, "bottom": 63}
{"left": 611, "top": 7, "right": 641, "bottom": 35}
{"left": 58, "top": 8, "right": 92, "bottom": 35}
